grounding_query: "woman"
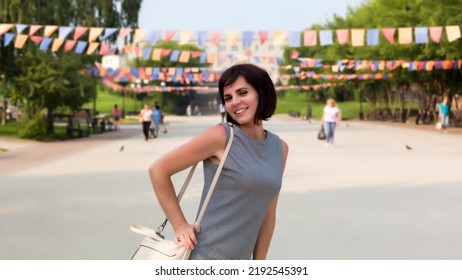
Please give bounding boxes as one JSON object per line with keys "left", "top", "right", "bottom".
{"left": 439, "top": 96, "right": 449, "bottom": 132}
{"left": 148, "top": 64, "right": 289, "bottom": 260}
{"left": 321, "top": 98, "right": 341, "bottom": 147}
{"left": 112, "top": 104, "right": 120, "bottom": 130}
{"left": 139, "top": 104, "right": 153, "bottom": 141}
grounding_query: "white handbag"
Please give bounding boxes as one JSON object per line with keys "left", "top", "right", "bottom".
{"left": 130, "top": 125, "right": 234, "bottom": 260}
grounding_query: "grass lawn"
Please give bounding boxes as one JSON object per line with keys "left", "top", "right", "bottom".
{"left": 85, "top": 89, "right": 141, "bottom": 115}
{"left": 276, "top": 91, "right": 369, "bottom": 120}
{"left": 0, "top": 122, "right": 20, "bottom": 137}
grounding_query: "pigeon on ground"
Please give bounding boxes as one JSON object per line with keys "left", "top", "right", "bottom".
{"left": 405, "top": 144, "right": 413, "bottom": 150}
{"left": 119, "top": 145, "right": 124, "bottom": 152}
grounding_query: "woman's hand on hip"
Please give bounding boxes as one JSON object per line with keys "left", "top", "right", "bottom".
{"left": 174, "top": 223, "right": 201, "bottom": 250}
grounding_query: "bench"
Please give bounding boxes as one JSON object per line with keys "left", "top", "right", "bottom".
{"left": 66, "top": 119, "right": 89, "bottom": 138}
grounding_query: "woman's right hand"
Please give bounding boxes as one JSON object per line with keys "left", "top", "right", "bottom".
{"left": 174, "top": 223, "right": 201, "bottom": 250}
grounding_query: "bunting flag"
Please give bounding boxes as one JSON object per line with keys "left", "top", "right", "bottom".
{"left": 0, "top": 23, "right": 14, "bottom": 36}
{"left": 100, "top": 28, "right": 118, "bottom": 40}
{"left": 207, "top": 53, "right": 217, "bottom": 64}
{"left": 75, "top": 41, "right": 88, "bottom": 54}
{"left": 44, "top": 25, "right": 58, "bottom": 37}
{"left": 164, "top": 30, "right": 176, "bottom": 41}
{"left": 273, "top": 30, "right": 286, "bottom": 45}
{"left": 134, "top": 29, "right": 147, "bottom": 43}
{"left": 179, "top": 30, "right": 193, "bottom": 45}
{"left": 152, "top": 48, "right": 162, "bottom": 61}
{"left": 3, "top": 33, "right": 15, "bottom": 47}
{"left": 398, "top": 27, "right": 413, "bottom": 44}
{"left": 58, "top": 26, "right": 74, "bottom": 40}
{"left": 74, "top": 27, "right": 88, "bottom": 40}
{"left": 143, "top": 48, "right": 152, "bottom": 60}
{"left": 304, "top": 30, "right": 317, "bottom": 46}
{"left": 29, "top": 25, "right": 43, "bottom": 36}
{"left": 243, "top": 31, "right": 254, "bottom": 49}
{"left": 382, "top": 28, "right": 395, "bottom": 44}
{"left": 51, "top": 38, "right": 64, "bottom": 52}
{"left": 15, "top": 24, "right": 28, "bottom": 34}
{"left": 446, "top": 25, "right": 461, "bottom": 42}
{"left": 147, "top": 30, "right": 160, "bottom": 45}
{"left": 288, "top": 31, "right": 301, "bottom": 47}
{"left": 211, "top": 31, "right": 222, "bottom": 45}
{"left": 30, "top": 36, "right": 43, "bottom": 44}
{"left": 118, "top": 28, "right": 132, "bottom": 40}
{"left": 197, "top": 31, "right": 207, "bottom": 47}
{"left": 429, "top": 26, "right": 443, "bottom": 43}
{"left": 414, "top": 27, "right": 428, "bottom": 44}
{"left": 39, "top": 38, "right": 53, "bottom": 51}
{"left": 319, "top": 30, "right": 333, "bottom": 46}
{"left": 351, "top": 29, "right": 365, "bottom": 46}
{"left": 64, "top": 40, "right": 77, "bottom": 52}
{"left": 86, "top": 42, "right": 100, "bottom": 55}
{"left": 367, "top": 29, "right": 379, "bottom": 46}
{"left": 226, "top": 31, "right": 239, "bottom": 45}
{"left": 336, "top": 29, "right": 349, "bottom": 45}
{"left": 14, "top": 34, "right": 28, "bottom": 48}
{"left": 89, "top": 27, "right": 104, "bottom": 42}
{"left": 258, "top": 31, "right": 269, "bottom": 45}
{"left": 179, "top": 50, "right": 190, "bottom": 63}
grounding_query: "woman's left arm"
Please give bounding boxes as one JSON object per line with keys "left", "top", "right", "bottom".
{"left": 253, "top": 139, "right": 289, "bottom": 260}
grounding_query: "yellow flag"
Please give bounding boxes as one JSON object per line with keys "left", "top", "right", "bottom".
{"left": 179, "top": 30, "right": 193, "bottom": 45}
{"left": 87, "top": 42, "right": 100, "bottom": 54}
{"left": 273, "top": 30, "right": 286, "bottom": 45}
{"left": 14, "top": 34, "right": 29, "bottom": 49}
{"left": 398, "top": 28, "right": 413, "bottom": 44}
{"left": 134, "top": 29, "right": 147, "bottom": 43}
{"left": 446, "top": 25, "right": 461, "bottom": 42}
{"left": 0, "top": 23, "right": 14, "bottom": 36}
{"left": 226, "top": 31, "right": 239, "bottom": 45}
{"left": 89, "top": 28, "right": 104, "bottom": 42}
{"left": 152, "top": 49, "right": 162, "bottom": 61}
{"left": 44, "top": 25, "right": 58, "bottom": 37}
{"left": 351, "top": 29, "right": 365, "bottom": 46}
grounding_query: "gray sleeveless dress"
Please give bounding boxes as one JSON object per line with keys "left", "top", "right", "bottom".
{"left": 189, "top": 123, "right": 284, "bottom": 260}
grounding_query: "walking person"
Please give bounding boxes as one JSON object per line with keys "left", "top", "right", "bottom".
{"left": 306, "top": 104, "right": 312, "bottom": 123}
{"left": 112, "top": 104, "right": 121, "bottom": 130}
{"left": 139, "top": 104, "right": 153, "bottom": 142}
{"left": 151, "top": 104, "right": 161, "bottom": 138}
{"left": 148, "top": 63, "right": 289, "bottom": 260}
{"left": 439, "top": 96, "right": 450, "bottom": 132}
{"left": 321, "top": 98, "right": 341, "bottom": 147}
{"left": 219, "top": 103, "right": 226, "bottom": 123}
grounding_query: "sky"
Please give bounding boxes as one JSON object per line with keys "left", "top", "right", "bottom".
{"left": 138, "top": 0, "right": 366, "bottom": 32}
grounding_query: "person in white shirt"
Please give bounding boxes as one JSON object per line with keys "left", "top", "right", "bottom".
{"left": 139, "top": 104, "right": 153, "bottom": 141}
{"left": 321, "top": 98, "right": 341, "bottom": 147}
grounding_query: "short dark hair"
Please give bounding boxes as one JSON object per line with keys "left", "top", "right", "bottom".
{"left": 218, "top": 63, "right": 277, "bottom": 125}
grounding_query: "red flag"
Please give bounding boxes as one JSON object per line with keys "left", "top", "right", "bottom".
{"left": 429, "top": 26, "right": 443, "bottom": 43}
{"left": 64, "top": 40, "right": 77, "bottom": 52}
{"left": 304, "top": 30, "right": 317, "bottom": 46}
{"left": 290, "top": 50, "right": 299, "bottom": 59}
{"left": 118, "top": 28, "right": 132, "bottom": 40}
{"left": 74, "top": 27, "right": 88, "bottom": 40}
{"left": 29, "top": 25, "right": 43, "bottom": 36}
{"left": 211, "top": 31, "right": 221, "bottom": 45}
{"left": 164, "top": 30, "right": 176, "bottom": 41}
{"left": 30, "top": 36, "right": 43, "bottom": 44}
{"left": 258, "top": 31, "right": 269, "bottom": 45}
{"left": 336, "top": 29, "right": 349, "bottom": 45}
{"left": 382, "top": 28, "right": 395, "bottom": 44}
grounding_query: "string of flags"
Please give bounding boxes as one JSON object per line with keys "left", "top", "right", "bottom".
{"left": 101, "top": 77, "right": 340, "bottom": 93}
{"left": 1, "top": 23, "right": 461, "bottom": 56}
{"left": 286, "top": 57, "right": 462, "bottom": 72}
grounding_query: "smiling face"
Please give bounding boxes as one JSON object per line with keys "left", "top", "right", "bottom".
{"left": 223, "top": 76, "right": 259, "bottom": 125}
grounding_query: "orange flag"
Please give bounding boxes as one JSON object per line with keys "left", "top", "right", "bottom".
{"left": 134, "top": 29, "right": 147, "bottom": 43}
{"left": 227, "top": 31, "right": 239, "bottom": 45}
{"left": 87, "top": 42, "right": 100, "bottom": 54}
{"left": 273, "top": 30, "right": 286, "bottom": 45}
{"left": 446, "top": 25, "right": 461, "bottom": 42}
{"left": 207, "top": 53, "right": 217, "bottom": 64}
{"left": 14, "top": 34, "right": 29, "bottom": 48}
{"left": 398, "top": 27, "right": 413, "bottom": 44}
{"left": 179, "top": 51, "right": 191, "bottom": 63}
{"left": 52, "top": 39, "right": 65, "bottom": 52}
{"left": 152, "top": 49, "right": 162, "bottom": 61}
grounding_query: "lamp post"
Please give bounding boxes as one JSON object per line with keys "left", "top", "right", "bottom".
{"left": 1, "top": 74, "right": 6, "bottom": 125}
{"left": 359, "top": 91, "right": 364, "bottom": 120}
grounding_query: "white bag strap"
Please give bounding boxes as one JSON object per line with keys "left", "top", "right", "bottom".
{"left": 155, "top": 124, "right": 234, "bottom": 235}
